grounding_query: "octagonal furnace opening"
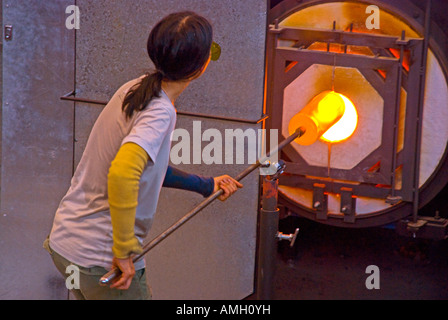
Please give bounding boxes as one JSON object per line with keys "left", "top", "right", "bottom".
{"left": 284, "top": 64, "right": 380, "bottom": 171}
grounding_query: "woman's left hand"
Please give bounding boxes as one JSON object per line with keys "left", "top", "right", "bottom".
{"left": 213, "top": 175, "right": 243, "bottom": 201}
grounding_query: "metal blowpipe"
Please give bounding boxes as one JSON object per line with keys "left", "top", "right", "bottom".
{"left": 99, "top": 127, "right": 305, "bottom": 286}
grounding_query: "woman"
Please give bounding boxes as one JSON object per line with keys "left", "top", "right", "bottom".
{"left": 45, "top": 11, "right": 242, "bottom": 300}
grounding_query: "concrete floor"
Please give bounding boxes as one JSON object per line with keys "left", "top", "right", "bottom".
{"left": 250, "top": 216, "right": 448, "bottom": 300}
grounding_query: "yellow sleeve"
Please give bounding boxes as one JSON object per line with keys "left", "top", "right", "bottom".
{"left": 108, "top": 142, "right": 149, "bottom": 259}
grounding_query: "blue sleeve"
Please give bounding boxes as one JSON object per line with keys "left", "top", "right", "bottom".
{"left": 163, "top": 166, "right": 215, "bottom": 197}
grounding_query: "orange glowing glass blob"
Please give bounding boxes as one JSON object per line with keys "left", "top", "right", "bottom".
{"left": 289, "top": 91, "right": 345, "bottom": 145}
{"left": 316, "top": 92, "right": 346, "bottom": 124}
{"left": 321, "top": 94, "right": 358, "bottom": 143}
{"left": 288, "top": 91, "right": 358, "bottom": 145}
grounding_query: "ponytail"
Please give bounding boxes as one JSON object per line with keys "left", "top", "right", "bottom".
{"left": 122, "top": 71, "right": 164, "bottom": 119}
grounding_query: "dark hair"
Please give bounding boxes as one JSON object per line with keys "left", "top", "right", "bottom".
{"left": 122, "top": 11, "right": 213, "bottom": 119}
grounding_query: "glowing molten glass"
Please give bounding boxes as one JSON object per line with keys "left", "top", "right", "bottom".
{"left": 321, "top": 93, "right": 358, "bottom": 143}
{"left": 289, "top": 91, "right": 348, "bottom": 145}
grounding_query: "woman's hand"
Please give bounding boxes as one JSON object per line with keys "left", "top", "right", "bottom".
{"left": 110, "top": 256, "right": 135, "bottom": 290}
{"left": 213, "top": 175, "right": 243, "bottom": 201}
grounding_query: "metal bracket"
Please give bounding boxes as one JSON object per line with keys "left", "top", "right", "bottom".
{"left": 261, "top": 160, "right": 286, "bottom": 181}
{"left": 271, "top": 160, "right": 286, "bottom": 181}
{"left": 340, "top": 187, "right": 356, "bottom": 223}
{"left": 277, "top": 228, "right": 300, "bottom": 248}
{"left": 313, "top": 183, "right": 328, "bottom": 220}
{"left": 396, "top": 216, "right": 448, "bottom": 240}
{"left": 269, "top": 19, "right": 283, "bottom": 34}
{"left": 407, "top": 219, "right": 427, "bottom": 233}
{"left": 386, "top": 195, "right": 402, "bottom": 205}
{"left": 5, "top": 25, "right": 13, "bottom": 41}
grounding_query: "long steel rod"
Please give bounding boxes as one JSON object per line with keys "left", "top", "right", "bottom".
{"left": 99, "top": 127, "right": 305, "bottom": 285}
{"left": 391, "top": 30, "right": 405, "bottom": 196}
{"left": 412, "top": 0, "right": 431, "bottom": 223}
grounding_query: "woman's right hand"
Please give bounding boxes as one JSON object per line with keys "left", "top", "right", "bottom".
{"left": 110, "top": 256, "right": 136, "bottom": 290}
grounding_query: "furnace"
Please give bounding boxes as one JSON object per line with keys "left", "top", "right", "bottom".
{"left": 266, "top": 0, "right": 448, "bottom": 236}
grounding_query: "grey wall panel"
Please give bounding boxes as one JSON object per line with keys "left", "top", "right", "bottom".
{"left": 74, "top": 0, "right": 266, "bottom": 299}
{"left": 1, "top": 2, "right": 3, "bottom": 183}
{"left": 0, "top": 1, "right": 75, "bottom": 299}
{"left": 76, "top": 0, "right": 267, "bottom": 121}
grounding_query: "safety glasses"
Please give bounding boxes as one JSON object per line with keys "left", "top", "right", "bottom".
{"left": 211, "top": 41, "right": 221, "bottom": 61}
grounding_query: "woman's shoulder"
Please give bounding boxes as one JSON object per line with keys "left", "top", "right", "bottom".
{"left": 146, "top": 91, "right": 176, "bottom": 115}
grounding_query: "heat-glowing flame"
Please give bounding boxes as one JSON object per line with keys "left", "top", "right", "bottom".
{"left": 321, "top": 93, "right": 358, "bottom": 143}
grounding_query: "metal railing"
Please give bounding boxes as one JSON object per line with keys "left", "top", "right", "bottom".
{"left": 61, "top": 91, "right": 268, "bottom": 125}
